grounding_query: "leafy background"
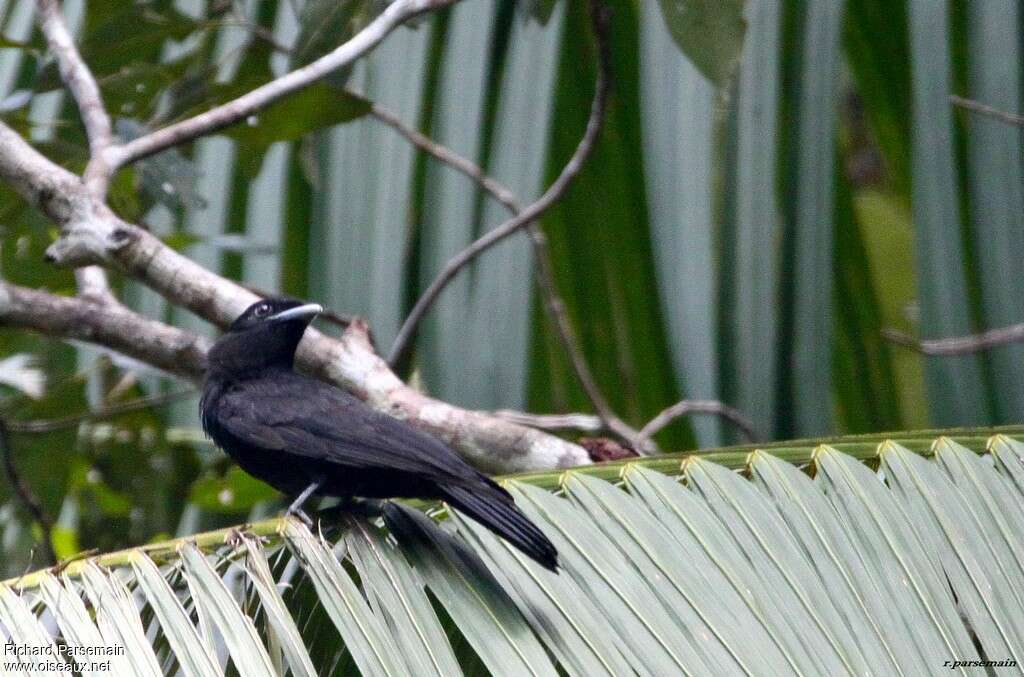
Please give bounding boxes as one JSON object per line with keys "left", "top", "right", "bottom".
{"left": 0, "top": 0, "right": 1020, "bottom": 576}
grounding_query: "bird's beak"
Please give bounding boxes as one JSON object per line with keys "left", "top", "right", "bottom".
{"left": 269, "top": 303, "right": 323, "bottom": 323}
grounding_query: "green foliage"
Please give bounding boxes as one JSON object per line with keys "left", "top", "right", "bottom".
{"left": 4, "top": 430, "right": 1024, "bottom": 674}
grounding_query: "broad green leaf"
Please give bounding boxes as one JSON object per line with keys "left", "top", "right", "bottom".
{"left": 383, "top": 501, "right": 557, "bottom": 677}
{"left": 79, "top": 564, "right": 162, "bottom": 677}
{"left": 345, "top": 516, "right": 462, "bottom": 677}
{"left": 283, "top": 519, "right": 409, "bottom": 676}
{"left": 130, "top": 555, "right": 221, "bottom": 677}
{"left": 640, "top": 0, "right": 722, "bottom": 446}
{"left": 728, "top": 0, "right": 781, "bottom": 440}
{"left": 179, "top": 544, "right": 278, "bottom": 677}
{"left": 452, "top": 510, "right": 633, "bottom": 677}
{"left": 291, "top": 0, "right": 379, "bottom": 77}
{"left": 509, "top": 481, "right": 697, "bottom": 675}
{"left": 963, "top": 2, "right": 1024, "bottom": 423}
{"left": 906, "top": 0, "right": 990, "bottom": 426}
{"left": 654, "top": 0, "right": 747, "bottom": 86}
{"left": 881, "top": 443, "right": 1024, "bottom": 664}
{"left": 0, "top": 585, "right": 67, "bottom": 675}
{"left": 814, "top": 446, "right": 978, "bottom": 662}
{"left": 240, "top": 538, "right": 317, "bottom": 677}
{"left": 782, "top": 0, "right": 845, "bottom": 436}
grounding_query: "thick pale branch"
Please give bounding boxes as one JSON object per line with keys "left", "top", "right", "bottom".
{"left": 106, "top": 0, "right": 458, "bottom": 168}
{"left": 35, "top": 0, "right": 117, "bottom": 300}
{"left": 0, "top": 282, "right": 210, "bottom": 381}
{"left": 0, "top": 121, "right": 84, "bottom": 221}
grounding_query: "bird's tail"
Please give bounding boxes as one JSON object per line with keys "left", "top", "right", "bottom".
{"left": 441, "top": 483, "right": 559, "bottom": 571}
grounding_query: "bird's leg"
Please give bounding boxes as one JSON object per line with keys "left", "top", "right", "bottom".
{"left": 287, "top": 481, "right": 321, "bottom": 526}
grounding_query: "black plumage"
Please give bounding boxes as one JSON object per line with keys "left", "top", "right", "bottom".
{"left": 200, "top": 298, "right": 558, "bottom": 570}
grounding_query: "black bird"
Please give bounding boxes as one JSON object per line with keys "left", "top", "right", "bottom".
{"left": 200, "top": 298, "right": 558, "bottom": 570}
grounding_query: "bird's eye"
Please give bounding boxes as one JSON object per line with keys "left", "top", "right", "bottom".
{"left": 254, "top": 303, "right": 271, "bottom": 317}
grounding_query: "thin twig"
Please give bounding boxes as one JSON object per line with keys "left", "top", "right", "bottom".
{"left": 0, "top": 416, "right": 57, "bottom": 565}
{"left": 951, "top": 95, "right": 1024, "bottom": 127}
{"left": 638, "top": 400, "right": 760, "bottom": 445}
{"left": 8, "top": 387, "right": 195, "bottom": 434}
{"left": 34, "top": 0, "right": 113, "bottom": 195}
{"left": 106, "top": 0, "right": 458, "bottom": 168}
{"left": 387, "top": 0, "right": 613, "bottom": 368}
{"left": 368, "top": 102, "right": 520, "bottom": 212}
{"left": 883, "top": 323, "right": 1024, "bottom": 356}
{"left": 492, "top": 410, "right": 605, "bottom": 432}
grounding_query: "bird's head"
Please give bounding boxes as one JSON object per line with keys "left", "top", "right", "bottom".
{"left": 207, "top": 298, "right": 322, "bottom": 379}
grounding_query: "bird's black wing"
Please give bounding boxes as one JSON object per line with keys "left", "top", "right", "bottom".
{"left": 214, "top": 372, "right": 489, "bottom": 488}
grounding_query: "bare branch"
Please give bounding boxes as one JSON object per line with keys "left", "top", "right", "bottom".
{"left": 638, "top": 399, "right": 761, "bottom": 445}
{"left": 387, "top": 0, "right": 613, "bottom": 367}
{"left": 371, "top": 95, "right": 643, "bottom": 443}
{"left": 0, "top": 416, "right": 57, "bottom": 565}
{"left": 951, "top": 94, "right": 1024, "bottom": 127}
{"left": 497, "top": 397, "right": 761, "bottom": 448}
{"left": 883, "top": 323, "right": 1024, "bottom": 356}
{"left": 0, "top": 281, "right": 210, "bottom": 382}
{"left": 0, "top": 121, "right": 85, "bottom": 222}
{"left": 106, "top": 0, "right": 458, "bottom": 169}
{"left": 34, "top": 0, "right": 114, "bottom": 195}
{"left": 368, "top": 102, "right": 520, "bottom": 213}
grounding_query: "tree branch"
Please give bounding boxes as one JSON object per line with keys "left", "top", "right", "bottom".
{"left": 951, "top": 95, "right": 1024, "bottom": 127}
{"left": 638, "top": 400, "right": 760, "bottom": 445}
{"left": 35, "top": 0, "right": 113, "bottom": 195}
{"left": 0, "top": 281, "right": 210, "bottom": 381}
{"left": 0, "top": 416, "right": 57, "bottom": 565}
{"left": 883, "top": 323, "right": 1024, "bottom": 356}
{"left": 387, "top": 0, "right": 613, "bottom": 368}
{"left": 105, "top": 0, "right": 458, "bottom": 169}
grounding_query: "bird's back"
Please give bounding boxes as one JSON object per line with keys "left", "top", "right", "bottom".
{"left": 201, "top": 369, "right": 496, "bottom": 500}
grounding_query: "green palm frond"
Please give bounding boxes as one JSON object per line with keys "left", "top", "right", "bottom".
{"left": 3, "top": 428, "right": 1024, "bottom": 676}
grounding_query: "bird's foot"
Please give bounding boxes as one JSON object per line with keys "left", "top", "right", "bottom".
{"left": 286, "top": 507, "right": 314, "bottom": 527}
